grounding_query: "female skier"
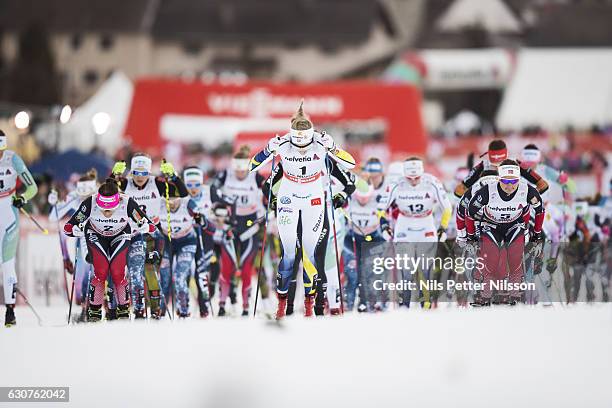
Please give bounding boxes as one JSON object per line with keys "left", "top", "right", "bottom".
{"left": 210, "top": 146, "right": 266, "bottom": 316}
{"left": 0, "top": 130, "right": 38, "bottom": 327}
{"left": 63, "top": 179, "right": 155, "bottom": 321}
{"left": 250, "top": 103, "right": 355, "bottom": 319}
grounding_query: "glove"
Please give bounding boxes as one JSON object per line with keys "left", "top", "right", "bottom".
{"left": 437, "top": 227, "right": 447, "bottom": 242}
{"left": 318, "top": 132, "right": 336, "bottom": 152}
{"left": 48, "top": 190, "right": 59, "bottom": 206}
{"left": 269, "top": 197, "right": 277, "bottom": 212}
{"left": 12, "top": 195, "right": 26, "bottom": 209}
{"left": 266, "top": 136, "right": 283, "bottom": 153}
{"left": 137, "top": 221, "right": 154, "bottom": 235}
{"left": 160, "top": 160, "right": 175, "bottom": 177}
{"left": 112, "top": 161, "right": 127, "bottom": 175}
{"left": 530, "top": 231, "right": 544, "bottom": 244}
{"left": 546, "top": 258, "right": 557, "bottom": 274}
{"left": 332, "top": 192, "right": 347, "bottom": 209}
{"left": 193, "top": 213, "right": 204, "bottom": 226}
{"left": 558, "top": 171, "right": 569, "bottom": 185}
{"left": 63, "top": 259, "right": 74, "bottom": 275}
{"left": 146, "top": 250, "right": 161, "bottom": 265}
{"left": 382, "top": 226, "right": 393, "bottom": 242}
{"left": 72, "top": 225, "right": 84, "bottom": 238}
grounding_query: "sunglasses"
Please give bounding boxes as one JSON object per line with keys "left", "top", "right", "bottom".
{"left": 186, "top": 182, "right": 202, "bottom": 189}
{"left": 500, "top": 178, "right": 519, "bottom": 185}
{"left": 132, "top": 170, "right": 149, "bottom": 177}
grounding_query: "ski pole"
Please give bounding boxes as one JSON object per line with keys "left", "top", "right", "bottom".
{"left": 196, "top": 224, "right": 215, "bottom": 317}
{"left": 253, "top": 154, "right": 276, "bottom": 318}
{"left": 19, "top": 207, "right": 49, "bottom": 234}
{"left": 162, "top": 159, "right": 175, "bottom": 318}
{"left": 53, "top": 202, "right": 72, "bottom": 303}
{"left": 68, "top": 235, "right": 81, "bottom": 324}
{"left": 325, "top": 154, "right": 345, "bottom": 314}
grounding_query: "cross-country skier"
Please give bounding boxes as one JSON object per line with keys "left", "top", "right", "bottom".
{"left": 210, "top": 146, "right": 266, "bottom": 317}
{"left": 0, "top": 129, "right": 38, "bottom": 327}
{"left": 48, "top": 169, "right": 98, "bottom": 321}
{"left": 465, "top": 159, "right": 545, "bottom": 306}
{"left": 63, "top": 178, "right": 156, "bottom": 321}
{"left": 184, "top": 166, "right": 216, "bottom": 317}
{"left": 343, "top": 182, "right": 392, "bottom": 312}
{"left": 250, "top": 102, "right": 356, "bottom": 319}
{"left": 110, "top": 154, "right": 187, "bottom": 318}
{"left": 361, "top": 158, "right": 393, "bottom": 211}
{"left": 520, "top": 144, "right": 575, "bottom": 204}
{"left": 386, "top": 157, "right": 451, "bottom": 308}
{"left": 159, "top": 184, "right": 220, "bottom": 318}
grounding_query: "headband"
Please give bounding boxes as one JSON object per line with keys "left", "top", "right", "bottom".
{"left": 498, "top": 164, "right": 520, "bottom": 179}
{"left": 96, "top": 193, "right": 120, "bottom": 210}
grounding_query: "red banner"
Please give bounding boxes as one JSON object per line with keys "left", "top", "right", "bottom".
{"left": 124, "top": 79, "right": 426, "bottom": 155}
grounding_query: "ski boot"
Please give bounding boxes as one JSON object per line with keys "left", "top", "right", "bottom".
{"left": 304, "top": 295, "right": 315, "bottom": 317}
{"left": 275, "top": 295, "right": 288, "bottom": 320}
{"left": 504, "top": 296, "right": 521, "bottom": 306}
{"left": 178, "top": 311, "right": 190, "bottom": 319}
{"left": 470, "top": 298, "right": 491, "bottom": 307}
{"left": 218, "top": 304, "right": 226, "bottom": 317}
{"left": 4, "top": 305, "right": 16, "bottom": 327}
{"left": 241, "top": 310, "right": 249, "bottom": 317}
{"left": 150, "top": 307, "right": 163, "bottom": 320}
{"left": 200, "top": 310, "right": 209, "bottom": 318}
{"left": 134, "top": 309, "right": 146, "bottom": 319}
{"left": 116, "top": 305, "right": 130, "bottom": 320}
{"left": 77, "top": 308, "right": 88, "bottom": 322}
{"left": 357, "top": 303, "right": 368, "bottom": 313}
{"left": 88, "top": 305, "right": 103, "bottom": 322}
{"left": 285, "top": 303, "right": 294, "bottom": 316}
{"left": 330, "top": 308, "right": 341, "bottom": 316}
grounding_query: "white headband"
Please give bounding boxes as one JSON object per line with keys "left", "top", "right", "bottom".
{"left": 183, "top": 168, "right": 204, "bottom": 184}
{"left": 232, "top": 158, "right": 250, "bottom": 172}
{"left": 521, "top": 149, "right": 541, "bottom": 163}
{"left": 131, "top": 156, "right": 152, "bottom": 173}
{"left": 403, "top": 160, "right": 424, "bottom": 178}
{"left": 290, "top": 127, "right": 314, "bottom": 140}
{"left": 498, "top": 164, "right": 520, "bottom": 179}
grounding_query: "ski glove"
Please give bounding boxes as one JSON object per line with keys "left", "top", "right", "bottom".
{"left": 71, "top": 224, "right": 84, "bottom": 237}
{"left": 437, "top": 227, "right": 447, "bottom": 242}
{"left": 146, "top": 250, "right": 161, "bottom": 265}
{"left": 319, "top": 132, "right": 336, "bottom": 152}
{"left": 546, "top": 258, "right": 557, "bottom": 274}
{"left": 48, "top": 189, "right": 59, "bottom": 206}
{"left": 269, "top": 196, "right": 277, "bottom": 212}
{"left": 382, "top": 225, "right": 393, "bottom": 242}
{"left": 12, "top": 195, "right": 26, "bottom": 209}
{"left": 160, "top": 161, "right": 175, "bottom": 177}
{"left": 112, "top": 161, "right": 127, "bottom": 175}
{"left": 332, "top": 192, "right": 347, "bottom": 209}
{"left": 530, "top": 231, "right": 544, "bottom": 244}
{"left": 64, "top": 259, "right": 75, "bottom": 275}
{"left": 266, "top": 136, "right": 283, "bottom": 153}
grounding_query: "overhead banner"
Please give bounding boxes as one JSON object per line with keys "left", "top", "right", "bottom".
{"left": 124, "top": 79, "right": 426, "bottom": 155}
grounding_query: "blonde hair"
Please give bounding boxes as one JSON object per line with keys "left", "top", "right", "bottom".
{"left": 234, "top": 145, "right": 251, "bottom": 159}
{"left": 79, "top": 168, "right": 98, "bottom": 182}
{"left": 290, "top": 100, "right": 313, "bottom": 131}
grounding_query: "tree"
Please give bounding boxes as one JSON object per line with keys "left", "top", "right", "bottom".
{"left": 7, "top": 22, "right": 60, "bottom": 106}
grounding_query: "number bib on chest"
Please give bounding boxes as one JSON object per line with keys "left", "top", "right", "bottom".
{"left": 90, "top": 199, "right": 130, "bottom": 236}
{"left": 125, "top": 177, "right": 161, "bottom": 224}
{"left": 396, "top": 187, "right": 435, "bottom": 217}
{"left": 169, "top": 199, "right": 193, "bottom": 239}
{"left": 222, "top": 172, "right": 261, "bottom": 216}
{"left": 280, "top": 144, "right": 326, "bottom": 185}
{"left": 483, "top": 183, "right": 528, "bottom": 224}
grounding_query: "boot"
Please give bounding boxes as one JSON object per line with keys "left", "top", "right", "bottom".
{"left": 275, "top": 295, "right": 288, "bottom": 320}
{"left": 330, "top": 308, "right": 341, "bottom": 316}
{"left": 4, "top": 304, "right": 16, "bottom": 327}
{"left": 241, "top": 310, "right": 249, "bottom": 317}
{"left": 304, "top": 295, "right": 315, "bottom": 317}
{"left": 134, "top": 309, "right": 146, "bottom": 319}
{"left": 77, "top": 308, "right": 88, "bottom": 322}
{"left": 88, "top": 305, "right": 103, "bottom": 322}
{"left": 200, "top": 310, "right": 209, "bottom": 318}
{"left": 178, "top": 311, "right": 191, "bottom": 318}
{"left": 285, "top": 303, "right": 294, "bottom": 316}
{"left": 470, "top": 298, "right": 491, "bottom": 307}
{"left": 116, "top": 305, "right": 130, "bottom": 320}
{"left": 218, "top": 304, "right": 226, "bottom": 317}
